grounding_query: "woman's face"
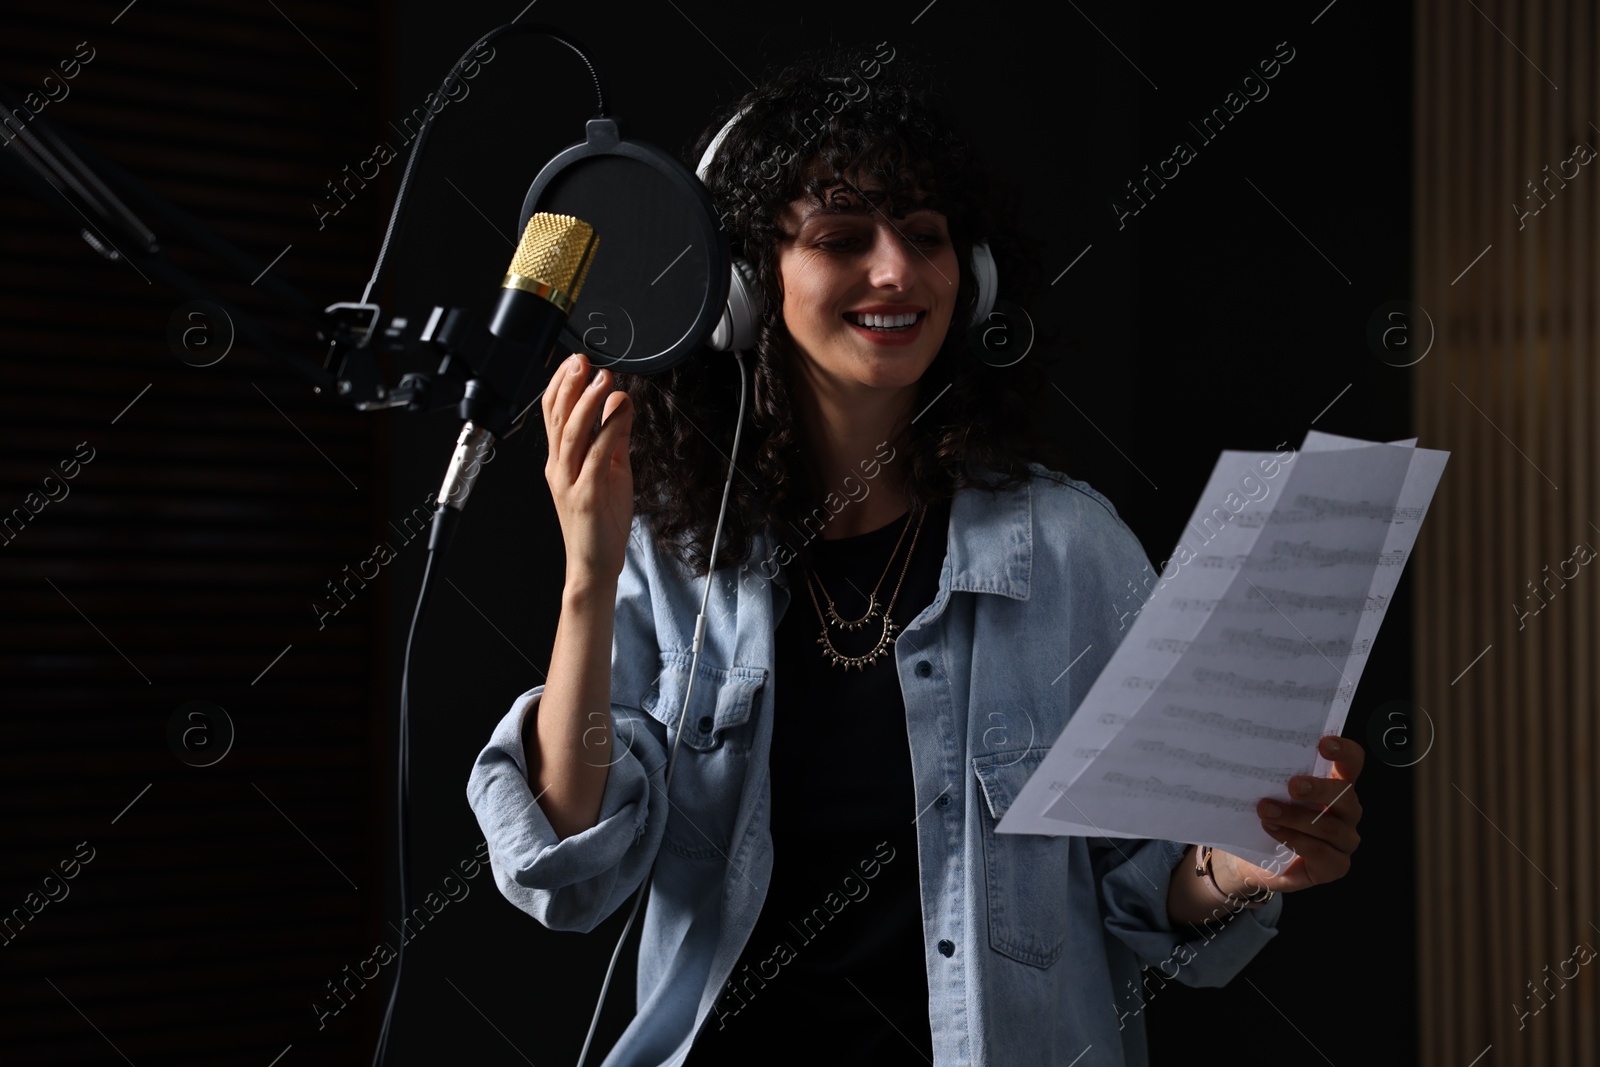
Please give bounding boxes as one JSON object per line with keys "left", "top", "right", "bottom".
{"left": 774, "top": 177, "right": 961, "bottom": 398}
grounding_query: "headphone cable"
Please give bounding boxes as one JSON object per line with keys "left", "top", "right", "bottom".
{"left": 576, "top": 347, "right": 750, "bottom": 1067}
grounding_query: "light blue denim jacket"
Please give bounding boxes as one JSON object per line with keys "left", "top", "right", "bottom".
{"left": 467, "top": 463, "right": 1282, "bottom": 1066}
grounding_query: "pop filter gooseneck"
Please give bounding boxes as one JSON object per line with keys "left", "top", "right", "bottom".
{"left": 360, "top": 24, "right": 606, "bottom": 308}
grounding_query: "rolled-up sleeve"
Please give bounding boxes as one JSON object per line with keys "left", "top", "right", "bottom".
{"left": 465, "top": 517, "right": 670, "bottom": 933}
{"left": 1094, "top": 836, "right": 1282, "bottom": 986}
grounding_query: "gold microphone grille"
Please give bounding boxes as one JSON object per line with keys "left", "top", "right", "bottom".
{"left": 502, "top": 213, "right": 598, "bottom": 313}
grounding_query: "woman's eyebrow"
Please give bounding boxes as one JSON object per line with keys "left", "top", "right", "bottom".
{"left": 797, "top": 203, "right": 871, "bottom": 224}
{"left": 797, "top": 203, "right": 943, "bottom": 225}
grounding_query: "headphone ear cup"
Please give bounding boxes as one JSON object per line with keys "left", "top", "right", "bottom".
{"left": 710, "top": 257, "right": 762, "bottom": 351}
{"left": 968, "top": 241, "right": 999, "bottom": 326}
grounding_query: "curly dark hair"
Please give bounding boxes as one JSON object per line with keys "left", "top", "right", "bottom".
{"left": 618, "top": 41, "right": 1070, "bottom": 578}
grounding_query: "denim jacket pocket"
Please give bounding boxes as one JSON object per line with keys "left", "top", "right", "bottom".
{"left": 973, "top": 750, "right": 1073, "bottom": 968}
{"left": 642, "top": 651, "right": 766, "bottom": 860}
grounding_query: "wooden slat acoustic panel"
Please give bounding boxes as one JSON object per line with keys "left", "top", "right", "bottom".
{"left": 1415, "top": 0, "right": 1599, "bottom": 1064}
{"left": 1, "top": 2, "right": 392, "bottom": 1063}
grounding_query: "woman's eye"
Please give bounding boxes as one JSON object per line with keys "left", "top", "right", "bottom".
{"left": 818, "top": 231, "right": 944, "bottom": 251}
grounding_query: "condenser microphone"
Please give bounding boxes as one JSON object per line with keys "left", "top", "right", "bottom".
{"left": 490, "top": 212, "right": 599, "bottom": 348}
{"left": 437, "top": 211, "right": 597, "bottom": 515}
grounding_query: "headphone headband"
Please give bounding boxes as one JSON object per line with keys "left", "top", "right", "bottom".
{"left": 696, "top": 105, "right": 752, "bottom": 183}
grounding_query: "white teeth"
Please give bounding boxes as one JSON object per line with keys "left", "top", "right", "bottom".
{"left": 848, "top": 312, "right": 918, "bottom": 328}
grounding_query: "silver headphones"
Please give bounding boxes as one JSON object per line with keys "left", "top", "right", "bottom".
{"left": 694, "top": 104, "right": 1000, "bottom": 352}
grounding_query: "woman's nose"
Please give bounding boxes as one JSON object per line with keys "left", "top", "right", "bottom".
{"left": 866, "top": 222, "right": 918, "bottom": 288}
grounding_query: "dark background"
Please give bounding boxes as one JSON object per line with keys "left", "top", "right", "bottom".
{"left": 1, "top": 0, "right": 1412, "bottom": 1063}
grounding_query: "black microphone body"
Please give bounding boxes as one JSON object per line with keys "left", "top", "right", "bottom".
{"left": 436, "top": 212, "right": 597, "bottom": 514}
{"left": 457, "top": 213, "right": 597, "bottom": 438}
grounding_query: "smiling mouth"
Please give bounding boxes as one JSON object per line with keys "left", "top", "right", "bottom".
{"left": 843, "top": 311, "right": 925, "bottom": 332}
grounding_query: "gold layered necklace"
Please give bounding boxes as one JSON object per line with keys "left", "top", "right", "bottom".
{"left": 803, "top": 504, "right": 927, "bottom": 671}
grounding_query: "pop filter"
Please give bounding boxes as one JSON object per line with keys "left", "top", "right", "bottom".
{"left": 517, "top": 116, "right": 729, "bottom": 375}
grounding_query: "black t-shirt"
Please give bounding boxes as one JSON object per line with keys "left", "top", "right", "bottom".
{"left": 686, "top": 496, "right": 950, "bottom": 1064}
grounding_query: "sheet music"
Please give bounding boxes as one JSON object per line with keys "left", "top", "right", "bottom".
{"left": 997, "top": 431, "right": 1448, "bottom": 867}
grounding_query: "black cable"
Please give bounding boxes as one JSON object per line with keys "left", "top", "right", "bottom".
{"left": 359, "top": 24, "right": 608, "bottom": 306}
{"left": 360, "top": 25, "right": 605, "bottom": 1061}
{"left": 371, "top": 504, "right": 458, "bottom": 1067}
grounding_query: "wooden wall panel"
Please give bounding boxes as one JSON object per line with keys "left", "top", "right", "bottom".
{"left": 1415, "top": 0, "right": 1599, "bottom": 1063}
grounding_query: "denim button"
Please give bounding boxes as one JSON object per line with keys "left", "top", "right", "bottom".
{"left": 915, "top": 660, "right": 932, "bottom": 678}
{"left": 938, "top": 939, "right": 955, "bottom": 957}
{"left": 935, "top": 793, "right": 951, "bottom": 808}
{"left": 697, "top": 715, "right": 713, "bottom": 733}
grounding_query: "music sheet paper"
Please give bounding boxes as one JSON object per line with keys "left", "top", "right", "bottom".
{"left": 996, "top": 431, "right": 1448, "bottom": 867}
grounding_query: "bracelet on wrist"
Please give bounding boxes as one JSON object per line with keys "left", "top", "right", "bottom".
{"left": 1194, "top": 845, "right": 1274, "bottom": 910}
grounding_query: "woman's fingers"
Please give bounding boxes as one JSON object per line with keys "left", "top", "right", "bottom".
{"left": 599, "top": 389, "right": 631, "bottom": 443}
{"left": 539, "top": 352, "right": 634, "bottom": 583}
{"left": 546, "top": 355, "right": 617, "bottom": 485}
{"left": 1252, "top": 735, "right": 1365, "bottom": 859}
{"left": 1321, "top": 735, "right": 1365, "bottom": 782}
{"left": 1260, "top": 825, "right": 1353, "bottom": 888}
{"left": 543, "top": 353, "right": 587, "bottom": 471}
{"left": 1232, "top": 739, "right": 1368, "bottom": 894}
{"left": 1258, "top": 790, "right": 1361, "bottom": 855}
{"left": 560, "top": 366, "right": 611, "bottom": 474}
{"left": 1286, "top": 774, "right": 1364, "bottom": 826}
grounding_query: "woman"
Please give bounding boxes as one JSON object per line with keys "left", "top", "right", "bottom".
{"left": 467, "top": 44, "right": 1364, "bottom": 1066}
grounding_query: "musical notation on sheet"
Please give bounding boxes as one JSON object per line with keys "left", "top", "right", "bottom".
{"left": 1157, "top": 704, "right": 1325, "bottom": 746}
{"left": 1147, "top": 630, "right": 1372, "bottom": 659}
{"left": 1097, "top": 773, "right": 1260, "bottom": 813}
{"left": 997, "top": 431, "right": 1449, "bottom": 867}
{"left": 1128, "top": 738, "right": 1303, "bottom": 784}
{"left": 1167, "top": 592, "right": 1389, "bottom": 615}
{"left": 1231, "top": 496, "right": 1428, "bottom": 527}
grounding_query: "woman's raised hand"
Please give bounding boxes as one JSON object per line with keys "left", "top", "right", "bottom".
{"left": 542, "top": 352, "right": 634, "bottom": 584}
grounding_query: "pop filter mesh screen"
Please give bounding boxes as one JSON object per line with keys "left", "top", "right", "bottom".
{"left": 535, "top": 154, "right": 719, "bottom": 373}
